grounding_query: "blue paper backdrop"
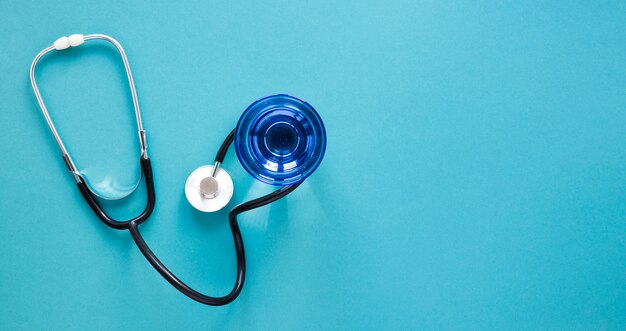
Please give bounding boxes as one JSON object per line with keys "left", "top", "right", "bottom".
{"left": 1, "top": 1, "right": 625, "bottom": 329}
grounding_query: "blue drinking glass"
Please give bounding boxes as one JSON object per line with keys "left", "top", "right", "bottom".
{"left": 235, "top": 94, "right": 326, "bottom": 186}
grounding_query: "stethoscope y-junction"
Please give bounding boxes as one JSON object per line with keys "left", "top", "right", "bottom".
{"left": 29, "top": 34, "right": 326, "bottom": 305}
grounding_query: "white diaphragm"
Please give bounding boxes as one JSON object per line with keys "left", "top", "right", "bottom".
{"left": 185, "top": 165, "right": 234, "bottom": 212}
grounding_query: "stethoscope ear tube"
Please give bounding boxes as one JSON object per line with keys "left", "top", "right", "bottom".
{"left": 30, "top": 34, "right": 149, "bottom": 199}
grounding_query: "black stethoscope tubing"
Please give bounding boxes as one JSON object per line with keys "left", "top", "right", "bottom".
{"left": 29, "top": 34, "right": 303, "bottom": 305}
{"left": 79, "top": 128, "right": 300, "bottom": 305}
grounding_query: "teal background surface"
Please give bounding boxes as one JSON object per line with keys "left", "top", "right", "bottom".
{"left": 1, "top": 1, "right": 625, "bottom": 329}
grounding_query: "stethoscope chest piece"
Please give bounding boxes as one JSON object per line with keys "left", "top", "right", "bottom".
{"left": 185, "top": 165, "right": 234, "bottom": 212}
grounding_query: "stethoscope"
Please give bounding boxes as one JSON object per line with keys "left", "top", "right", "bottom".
{"left": 29, "top": 34, "right": 326, "bottom": 305}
